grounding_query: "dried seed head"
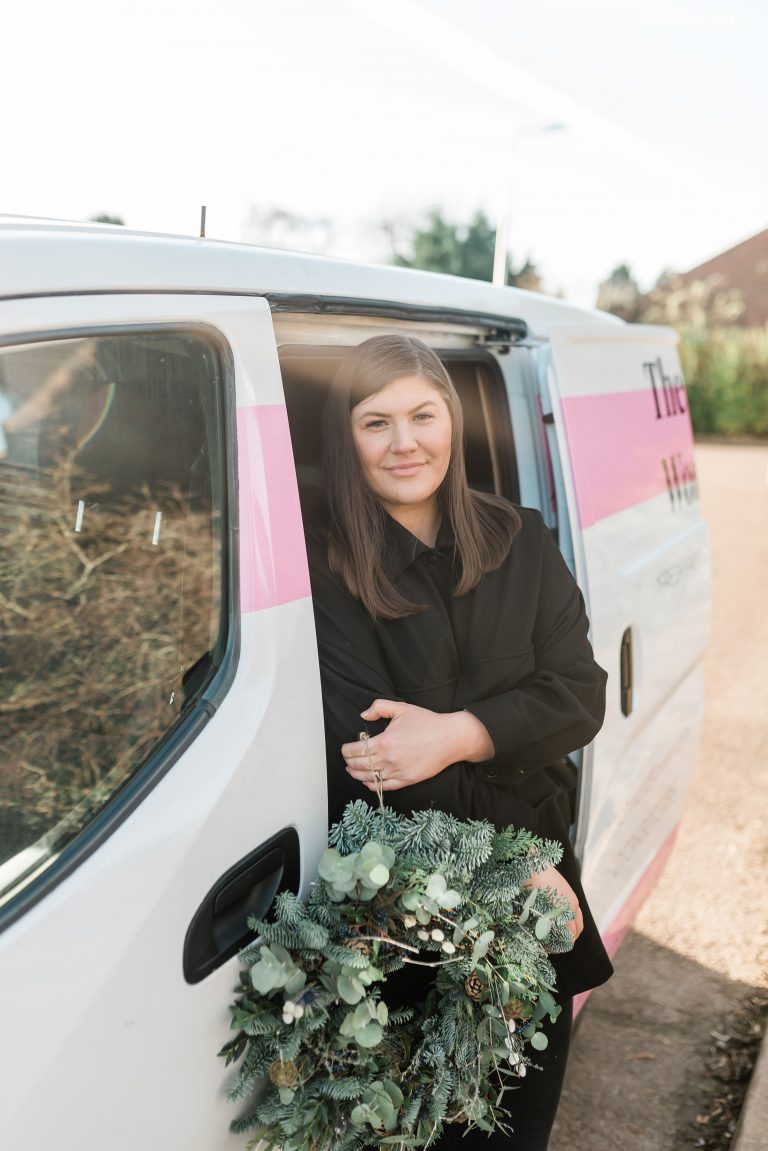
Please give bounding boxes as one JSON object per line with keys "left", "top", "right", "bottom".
{"left": 268, "top": 1060, "right": 298, "bottom": 1088}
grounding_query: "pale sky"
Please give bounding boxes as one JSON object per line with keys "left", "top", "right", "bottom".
{"left": 2, "top": 0, "right": 766, "bottom": 306}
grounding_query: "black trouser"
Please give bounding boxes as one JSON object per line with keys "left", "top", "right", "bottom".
{"left": 430, "top": 995, "right": 574, "bottom": 1151}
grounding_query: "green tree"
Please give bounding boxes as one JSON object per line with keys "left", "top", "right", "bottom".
{"left": 595, "top": 263, "right": 644, "bottom": 322}
{"left": 386, "top": 208, "right": 542, "bottom": 289}
{"left": 89, "top": 213, "right": 125, "bottom": 225}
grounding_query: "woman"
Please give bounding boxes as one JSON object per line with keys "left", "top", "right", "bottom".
{"left": 305, "top": 333, "right": 614, "bottom": 1150}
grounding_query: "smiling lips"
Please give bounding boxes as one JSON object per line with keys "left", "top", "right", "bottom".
{"left": 386, "top": 462, "right": 426, "bottom": 476}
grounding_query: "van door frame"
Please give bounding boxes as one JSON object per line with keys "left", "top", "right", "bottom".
{"left": 270, "top": 299, "right": 588, "bottom": 857}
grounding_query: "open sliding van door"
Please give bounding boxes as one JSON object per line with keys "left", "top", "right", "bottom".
{"left": 545, "top": 323, "right": 711, "bottom": 957}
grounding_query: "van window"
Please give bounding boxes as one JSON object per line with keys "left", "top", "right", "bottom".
{"left": 0, "top": 330, "right": 228, "bottom": 906}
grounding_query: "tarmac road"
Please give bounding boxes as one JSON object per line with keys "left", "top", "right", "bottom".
{"left": 549, "top": 441, "right": 768, "bottom": 1151}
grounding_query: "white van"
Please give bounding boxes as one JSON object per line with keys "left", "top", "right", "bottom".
{"left": 0, "top": 216, "right": 711, "bottom": 1149}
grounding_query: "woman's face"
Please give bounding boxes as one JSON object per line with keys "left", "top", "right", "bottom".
{"left": 350, "top": 374, "right": 453, "bottom": 516}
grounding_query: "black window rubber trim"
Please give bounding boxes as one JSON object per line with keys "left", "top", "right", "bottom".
{"left": 265, "top": 292, "right": 527, "bottom": 341}
{"left": 0, "top": 321, "right": 240, "bottom": 937}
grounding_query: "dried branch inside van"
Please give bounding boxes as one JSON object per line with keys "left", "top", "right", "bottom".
{"left": 0, "top": 450, "right": 220, "bottom": 881}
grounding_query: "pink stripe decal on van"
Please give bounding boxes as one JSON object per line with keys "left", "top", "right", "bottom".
{"left": 237, "top": 405, "right": 311, "bottom": 613}
{"left": 572, "top": 822, "right": 679, "bottom": 1019}
{"left": 559, "top": 389, "right": 696, "bottom": 529}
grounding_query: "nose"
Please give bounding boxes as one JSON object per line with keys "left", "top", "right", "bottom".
{"left": 390, "top": 420, "right": 418, "bottom": 453}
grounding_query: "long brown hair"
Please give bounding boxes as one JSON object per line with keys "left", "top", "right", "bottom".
{"left": 322, "top": 334, "right": 522, "bottom": 619}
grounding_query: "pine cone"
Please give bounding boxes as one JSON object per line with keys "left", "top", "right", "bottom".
{"left": 344, "top": 936, "right": 371, "bottom": 957}
{"left": 502, "top": 997, "right": 526, "bottom": 1021}
{"left": 268, "top": 1059, "right": 298, "bottom": 1088}
{"left": 444, "top": 1105, "right": 468, "bottom": 1125}
{"left": 464, "top": 973, "right": 484, "bottom": 1001}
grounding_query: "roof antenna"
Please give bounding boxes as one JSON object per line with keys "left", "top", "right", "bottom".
{"left": 199, "top": 205, "right": 206, "bottom": 238}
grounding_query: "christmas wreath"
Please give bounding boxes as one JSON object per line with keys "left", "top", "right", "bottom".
{"left": 218, "top": 800, "right": 575, "bottom": 1150}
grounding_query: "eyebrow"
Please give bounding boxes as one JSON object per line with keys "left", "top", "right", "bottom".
{"left": 356, "top": 399, "right": 438, "bottom": 419}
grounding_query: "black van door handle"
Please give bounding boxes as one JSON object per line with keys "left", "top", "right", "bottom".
{"left": 620, "top": 626, "right": 633, "bottom": 716}
{"left": 183, "top": 827, "right": 300, "bottom": 984}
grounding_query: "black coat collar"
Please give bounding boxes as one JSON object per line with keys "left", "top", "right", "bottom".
{"left": 380, "top": 510, "right": 457, "bottom": 581}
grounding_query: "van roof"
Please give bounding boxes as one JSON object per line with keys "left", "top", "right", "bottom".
{"left": 0, "top": 213, "right": 623, "bottom": 337}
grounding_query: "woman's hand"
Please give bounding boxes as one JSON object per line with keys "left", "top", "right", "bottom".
{"left": 524, "top": 866, "right": 584, "bottom": 944}
{"left": 341, "top": 698, "right": 495, "bottom": 791}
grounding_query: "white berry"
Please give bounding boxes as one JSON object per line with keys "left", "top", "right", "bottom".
{"left": 431, "top": 929, "right": 445, "bottom": 942}
{"left": 281, "top": 999, "right": 304, "bottom": 1024}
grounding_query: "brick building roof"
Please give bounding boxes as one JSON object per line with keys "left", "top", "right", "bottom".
{"left": 679, "top": 228, "right": 768, "bottom": 326}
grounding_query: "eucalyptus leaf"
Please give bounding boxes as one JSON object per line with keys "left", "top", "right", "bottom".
{"left": 519, "top": 887, "right": 538, "bottom": 924}
{"left": 439, "top": 888, "right": 463, "bottom": 910}
{"left": 537, "top": 989, "right": 556, "bottom": 1016}
{"left": 476, "top": 1018, "right": 494, "bottom": 1043}
{"left": 382, "top": 1079, "right": 403, "bottom": 1107}
{"left": 471, "top": 930, "right": 495, "bottom": 964}
{"left": 338, "top": 975, "right": 365, "bottom": 1004}
{"left": 318, "top": 849, "right": 356, "bottom": 885}
{"left": 366, "top": 863, "right": 390, "bottom": 887}
{"left": 534, "top": 915, "right": 552, "bottom": 940}
{"left": 425, "top": 874, "right": 447, "bottom": 899}
{"left": 358, "top": 965, "right": 384, "bottom": 986}
{"left": 283, "top": 968, "right": 307, "bottom": 997}
{"left": 530, "top": 1030, "right": 549, "bottom": 1050}
{"left": 531, "top": 999, "right": 548, "bottom": 1022}
{"left": 359, "top": 841, "right": 395, "bottom": 869}
{"left": 250, "top": 947, "right": 289, "bottom": 995}
{"left": 355, "top": 1021, "right": 384, "bottom": 1047}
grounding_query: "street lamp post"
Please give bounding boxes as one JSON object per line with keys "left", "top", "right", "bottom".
{"left": 492, "top": 122, "right": 567, "bottom": 288}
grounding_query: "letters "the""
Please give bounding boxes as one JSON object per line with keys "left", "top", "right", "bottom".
{"left": 644, "top": 357, "right": 687, "bottom": 419}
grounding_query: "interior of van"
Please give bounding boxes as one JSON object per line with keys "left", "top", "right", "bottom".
{"left": 277, "top": 340, "right": 522, "bottom": 524}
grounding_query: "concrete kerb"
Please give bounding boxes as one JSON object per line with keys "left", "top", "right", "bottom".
{"left": 732, "top": 1024, "right": 768, "bottom": 1151}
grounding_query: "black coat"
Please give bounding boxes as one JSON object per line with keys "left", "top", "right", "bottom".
{"left": 305, "top": 501, "right": 614, "bottom": 998}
